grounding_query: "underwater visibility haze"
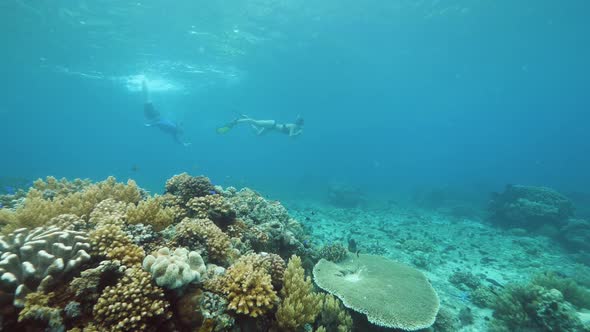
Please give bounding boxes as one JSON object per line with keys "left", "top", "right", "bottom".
{"left": 1, "top": 0, "right": 590, "bottom": 331}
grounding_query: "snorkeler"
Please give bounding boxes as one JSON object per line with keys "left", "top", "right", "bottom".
{"left": 217, "top": 114, "right": 304, "bottom": 137}
{"left": 142, "top": 80, "right": 191, "bottom": 147}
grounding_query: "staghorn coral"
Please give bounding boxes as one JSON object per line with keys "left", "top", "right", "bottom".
{"left": 165, "top": 173, "right": 215, "bottom": 205}
{"left": 142, "top": 247, "right": 206, "bottom": 289}
{"left": 2, "top": 177, "right": 140, "bottom": 233}
{"left": 89, "top": 224, "right": 144, "bottom": 266}
{"left": 214, "top": 255, "right": 278, "bottom": 317}
{"left": 188, "top": 194, "right": 236, "bottom": 228}
{"left": 276, "top": 255, "right": 323, "bottom": 331}
{"left": 126, "top": 196, "right": 177, "bottom": 232}
{"left": 174, "top": 218, "right": 232, "bottom": 263}
{"left": 319, "top": 294, "right": 353, "bottom": 332}
{"left": 93, "top": 267, "right": 171, "bottom": 331}
{"left": 0, "top": 226, "right": 91, "bottom": 307}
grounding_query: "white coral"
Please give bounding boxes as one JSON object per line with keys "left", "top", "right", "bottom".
{"left": 0, "top": 226, "right": 91, "bottom": 307}
{"left": 143, "top": 247, "right": 206, "bottom": 289}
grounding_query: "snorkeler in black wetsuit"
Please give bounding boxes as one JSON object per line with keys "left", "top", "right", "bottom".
{"left": 142, "top": 80, "right": 191, "bottom": 147}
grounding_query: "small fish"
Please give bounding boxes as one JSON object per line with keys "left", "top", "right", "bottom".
{"left": 209, "top": 190, "right": 217, "bottom": 195}
{"left": 0, "top": 203, "right": 3, "bottom": 209}
{"left": 131, "top": 165, "right": 140, "bottom": 172}
{"left": 305, "top": 216, "right": 311, "bottom": 221}
{"left": 356, "top": 250, "right": 361, "bottom": 258}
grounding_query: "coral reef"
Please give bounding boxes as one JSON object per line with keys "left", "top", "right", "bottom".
{"left": 559, "top": 218, "right": 590, "bottom": 252}
{"left": 276, "top": 255, "right": 324, "bottom": 330}
{"left": 69, "top": 260, "right": 124, "bottom": 302}
{"left": 532, "top": 271, "right": 590, "bottom": 309}
{"left": 490, "top": 282, "right": 587, "bottom": 331}
{"left": 489, "top": 184, "right": 574, "bottom": 229}
{"left": 0, "top": 226, "right": 91, "bottom": 307}
{"left": 313, "top": 254, "right": 440, "bottom": 331}
{"left": 142, "top": 247, "right": 206, "bottom": 289}
{"left": 93, "top": 267, "right": 172, "bottom": 331}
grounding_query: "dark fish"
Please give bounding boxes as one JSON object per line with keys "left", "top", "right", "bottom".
{"left": 131, "top": 165, "right": 140, "bottom": 172}
{"left": 4, "top": 186, "right": 15, "bottom": 195}
{"left": 209, "top": 190, "right": 217, "bottom": 195}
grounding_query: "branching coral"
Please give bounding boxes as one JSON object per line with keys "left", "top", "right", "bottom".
{"left": 89, "top": 224, "right": 144, "bottom": 266}
{"left": 174, "top": 218, "right": 232, "bottom": 263}
{"left": 93, "top": 267, "right": 171, "bottom": 331}
{"left": 0, "top": 226, "right": 91, "bottom": 307}
{"left": 319, "top": 294, "right": 353, "bottom": 332}
{"left": 211, "top": 255, "right": 278, "bottom": 317}
{"left": 32, "top": 176, "right": 92, "bottom": 199}
{"left": 126, "top": 196, "right": 177, "bottom": 232}
{"left": 276, "top": 255, "right": 323, "bottom": 331}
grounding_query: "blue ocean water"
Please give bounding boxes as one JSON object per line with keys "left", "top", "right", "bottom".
{"left": 1, "top": 0, "right": 589, "bottom": 203}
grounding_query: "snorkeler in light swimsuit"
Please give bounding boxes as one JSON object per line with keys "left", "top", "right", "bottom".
{"left": 217, "top": 114, "right": 304, "bottom": 137}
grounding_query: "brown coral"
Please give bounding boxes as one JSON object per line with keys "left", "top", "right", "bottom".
{"left": 89, "top": 224, "right": 145, "bottom": 266}
{"left": 93, "top": 267, "right": 171, "bottom": 331}
{"left": 174, "top": 218, "right": 232, "bottom": 263}
{"left": 276, "top": 255, "right": 323, "bottom": 331}
{"left": 319, "top": 294, "right": 353, "bottom": 332}
{"left": 188, "top": 195, "right": 236, "bottom": 228}
{"left": 165, "top": 173, "right": 215, "bottom": 205}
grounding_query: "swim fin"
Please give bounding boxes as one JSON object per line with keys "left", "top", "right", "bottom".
{"left": 216, "top": 126, "right": 232, "bottom": 134}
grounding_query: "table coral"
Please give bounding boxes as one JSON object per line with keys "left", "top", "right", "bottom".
{"left": 93, "top": 267, "right": 171, "bottom": 331}
{"left": 142, "top": 247, "right": 206, "bottom": 289}
{"left": 0, "top": 226, "right": 91, "bottom": 307}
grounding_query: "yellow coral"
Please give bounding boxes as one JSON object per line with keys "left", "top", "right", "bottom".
{"left": 93, "top": 267, "right": 171, "bottom": 331}
{"left": 220, "top": 257, "right": 278, "bottom": 317}
{"left": 126, "top": 196, "right": 177, "bottom": 231}
{"left": 276, "top": 255, "right": 323, "bottom": 331}
{"left": 88, "top": 198, "right": 129, "bottom": 227}
{"left": 175, "top": 218, "right": 232, "bottom": 263}
{"left": 32, "top": 176, "right": 92, "bottom": 197}
{"left": 319, "top": 294, "right": 353, "bottom": 332}
{"left": 89, "top": 224, "right": 144, "bottom": 266}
